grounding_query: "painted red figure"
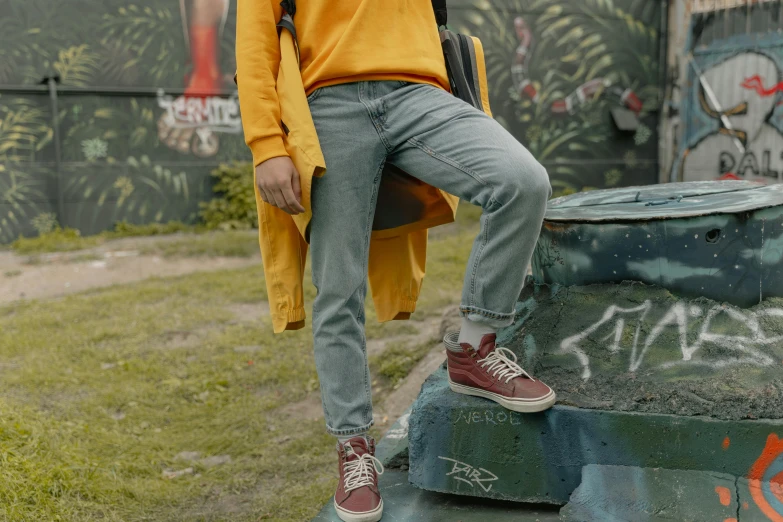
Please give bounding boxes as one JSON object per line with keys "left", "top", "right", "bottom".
{"left": 184, "top": 0, "right": 229, "bottom": 98}
{"left": 158, "top": 0, "right": 233, "bottom": 156}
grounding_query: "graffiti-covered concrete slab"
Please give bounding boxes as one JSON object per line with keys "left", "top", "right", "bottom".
{"left": 408, "top": 182, "right": 783, "bottom": 510}
{"left": 311, "top": 469, "right": 561, "bottom": 521}
{"left": 559, "top": 462, "right": 783, "bottom": 522}
{"left": 502, "top": 281, "right": 783, "bottom": 420}
{"left": 559, "top": 465, "right": 738, "bottom": 522}
{"left": 408, "top": 367, "right": 783, "bottom": 506}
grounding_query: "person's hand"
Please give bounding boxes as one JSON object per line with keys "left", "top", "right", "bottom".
{"left": 255, "top": 157, "right": 305, "bottom": 215}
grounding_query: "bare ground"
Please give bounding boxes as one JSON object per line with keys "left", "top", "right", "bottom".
{"left": 0, "top": 234, "right": 259, "bottom": 305}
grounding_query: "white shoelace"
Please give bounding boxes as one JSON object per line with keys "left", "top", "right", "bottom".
{"left": 478, "top": 346, "right": 533, "bottom": 384}
{"left": 343, "top": 445, "right": 384, "bottom": 493}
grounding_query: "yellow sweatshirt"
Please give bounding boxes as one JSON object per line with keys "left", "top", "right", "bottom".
{"left": 235, "top": 0, "right": 450, "bottom": 167}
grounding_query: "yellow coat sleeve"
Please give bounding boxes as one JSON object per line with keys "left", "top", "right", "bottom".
{"left": 236, "top": 0, "right": 288, "bottom": 166}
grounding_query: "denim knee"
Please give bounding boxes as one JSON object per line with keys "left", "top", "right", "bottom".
{"left": 529, "top": 161, "right": 552, "bottom": 202}
{"left": 496, "top": 159, "right": 551, "bottom": 208}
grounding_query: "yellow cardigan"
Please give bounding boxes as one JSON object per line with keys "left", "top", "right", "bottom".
{"left": 245, "top": 23, "right": 491, "bottom": 333}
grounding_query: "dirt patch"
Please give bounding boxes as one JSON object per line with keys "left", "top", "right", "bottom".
{"left": 277, "top": 393, "right": 324, "bottom": 422}
{"left": 226, "top": 302, "right": 270, "bottom": 323}
{"left": 0, "top": 232, "right": 262, "bottom": 306}
{"left": 0, "top": 251, "right": 257, "bottom": 305}
{"left": 159, "top": 330, "right": 204, "bottom": 350}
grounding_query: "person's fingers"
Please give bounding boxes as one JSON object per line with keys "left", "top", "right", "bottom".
{"left": 270, "top": 187, "right": 293, "bottom": 214}
{"left": 281, "top": 188, "right": 304, "bottom": 214}
{"left": 256, "top": 181, "right": 271, "bottom": 204}
{"left": 290, "top": 172, "right": 305, "bottom": 213}
{"left": 281, "top": 179, "right": 305, "bottom": 214}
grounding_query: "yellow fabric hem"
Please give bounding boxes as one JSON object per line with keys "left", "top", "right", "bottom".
{"left": 272, "top": 306, "right": 307, "bottom": 334}
{"left": 377, "top": 298, "right": 417, "bottom": 323}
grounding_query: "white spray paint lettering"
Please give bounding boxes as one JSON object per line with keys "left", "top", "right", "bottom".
{"left": 454, "top": 409, "right": 522, "bottom": 426}
{"left": 157, "top": 90, "right": 242, "bottom": 133}
{"left": 438, "top": 456, "right": 499, "bottom": 492}
{"left": 560, "top": 300, "right": 781, "bottom": 380}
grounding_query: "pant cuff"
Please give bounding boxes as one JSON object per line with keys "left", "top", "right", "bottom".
{"left": 459, "top": 305, "right": 515, "bottom": 328}
{"left": 325, "top": 419, "right": 374, "bottom": 437}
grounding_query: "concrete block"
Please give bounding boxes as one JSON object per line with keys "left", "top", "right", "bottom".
{"left": 737, "top": 476, "right": 783, "bottom": 522}
{"left": 408, "top": 367, "right": 783, "bottom": 504}
{"left": 559, "top": 465, "right": 738, "bottom": 522}
{"left": 735, "top": 432, "right": 783, "bottom": 521}
{"left": 311, "top": 469, "right": 560, "bottom": 521}
{"left": 375, "top": 408, "right": 410, "bottom": 469}
{"left": 499, "top": 281, "right": 783, "bottom": 422}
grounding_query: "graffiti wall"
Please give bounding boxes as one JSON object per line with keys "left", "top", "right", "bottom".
{"left": 0, "top": 0, "right": 664, "bottom": 242}
{"left": 0, "top": 0, "right": 246, "bottom": 242}
{"left": 675, "top": 0, "right": 783, "bottom": 183}
{"left": 448, "top": 0, "right": 664, "bottom": 196}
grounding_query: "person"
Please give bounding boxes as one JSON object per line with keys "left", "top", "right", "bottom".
{"left": 236, "top": 2, "right": 555, "bottom": 520}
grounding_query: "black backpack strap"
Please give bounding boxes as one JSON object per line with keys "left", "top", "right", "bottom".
{"left": 278, "top": 1, "right": 299, "bottom": 64}
{"left": 280, "top": 0, "right": 296, "bottom": 16}
{"left": 432, "top": 0, "right": 447, "bottom": 27}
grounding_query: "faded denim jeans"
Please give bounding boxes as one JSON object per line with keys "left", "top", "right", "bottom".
{"left": 308, "top": 81, "right": 551, "bottom": 436}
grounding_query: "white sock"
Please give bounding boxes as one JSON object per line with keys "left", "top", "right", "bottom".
{"left": 458, "top": 317, "right": 496, "bottom": 348}
{"left": 337, "top": 433, "right": 368, "bottom": 445}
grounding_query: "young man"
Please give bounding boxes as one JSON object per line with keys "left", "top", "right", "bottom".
{"left": 236, "top": 2, "right": 554, "bottom": 520}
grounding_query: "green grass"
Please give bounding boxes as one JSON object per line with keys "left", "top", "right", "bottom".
{"left": 0, "top": 211, "right": 479, "bottom": 521}
{"left": 11, "top": 228, "right": 105, "bottom": 255}
{"left": 140, "top": 230, "right": 259, "bottom": 259}
{"left": 11, "top": 222, "right": 200, "bottom": 255}
{"left": 369, "top": 341, "right": 434, "bottom": 390}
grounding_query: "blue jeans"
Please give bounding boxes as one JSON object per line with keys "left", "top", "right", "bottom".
{"left": 308, "top": 81, "right": 551, "bottom": 436}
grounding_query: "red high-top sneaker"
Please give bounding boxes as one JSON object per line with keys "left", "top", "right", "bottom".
{"left": 334, "top": 436, "right": 384, "bottom": 522}
{"left": 444, "top": 331, "right": 556, "bottom": 412}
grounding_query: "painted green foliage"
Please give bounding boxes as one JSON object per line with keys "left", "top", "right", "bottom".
{"left": 450, "top": 0, "right": 663, "bottom": 196}
{"left": 0, "top": 0, "right": 664, "bottom": 242}
{"left": 0, "top": 0, "right": 246, "bottom": 242}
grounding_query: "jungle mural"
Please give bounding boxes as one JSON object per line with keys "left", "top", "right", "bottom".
{"left": 675, "top": 0, "right": 783, "bottom": 183}
{"left": 0, "top": 0, "right": 664, "bottom": 242}
{"left": 448, "top": 0, "right": 663, "bottom": 197}
{"left": 0, "top": 0, "right": 246, "bottom": 242}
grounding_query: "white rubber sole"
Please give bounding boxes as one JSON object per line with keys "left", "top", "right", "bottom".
{"left": 448, "top": 379, "right": 556, "bottom": 413}
{"left": 334, "top": 499, "right": 383, "bottom": 522}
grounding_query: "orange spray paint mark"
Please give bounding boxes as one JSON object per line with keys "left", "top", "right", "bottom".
{"left": 772, "top": 470, "right": 783, "bottom": 504}
{"left": 723, "top": 436, "right": 731, "bottom": 450}
{"left": 724, "top": 518, "right": 738, "bottom": 522}
{"left": 715, "top": 486, "right": 732, "bottom": 506}
{"left": 743, "top": 501, "right": 749, "bottom": 510}
{"left": 748, "top": 433, "right": 783, "bottom": 522}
